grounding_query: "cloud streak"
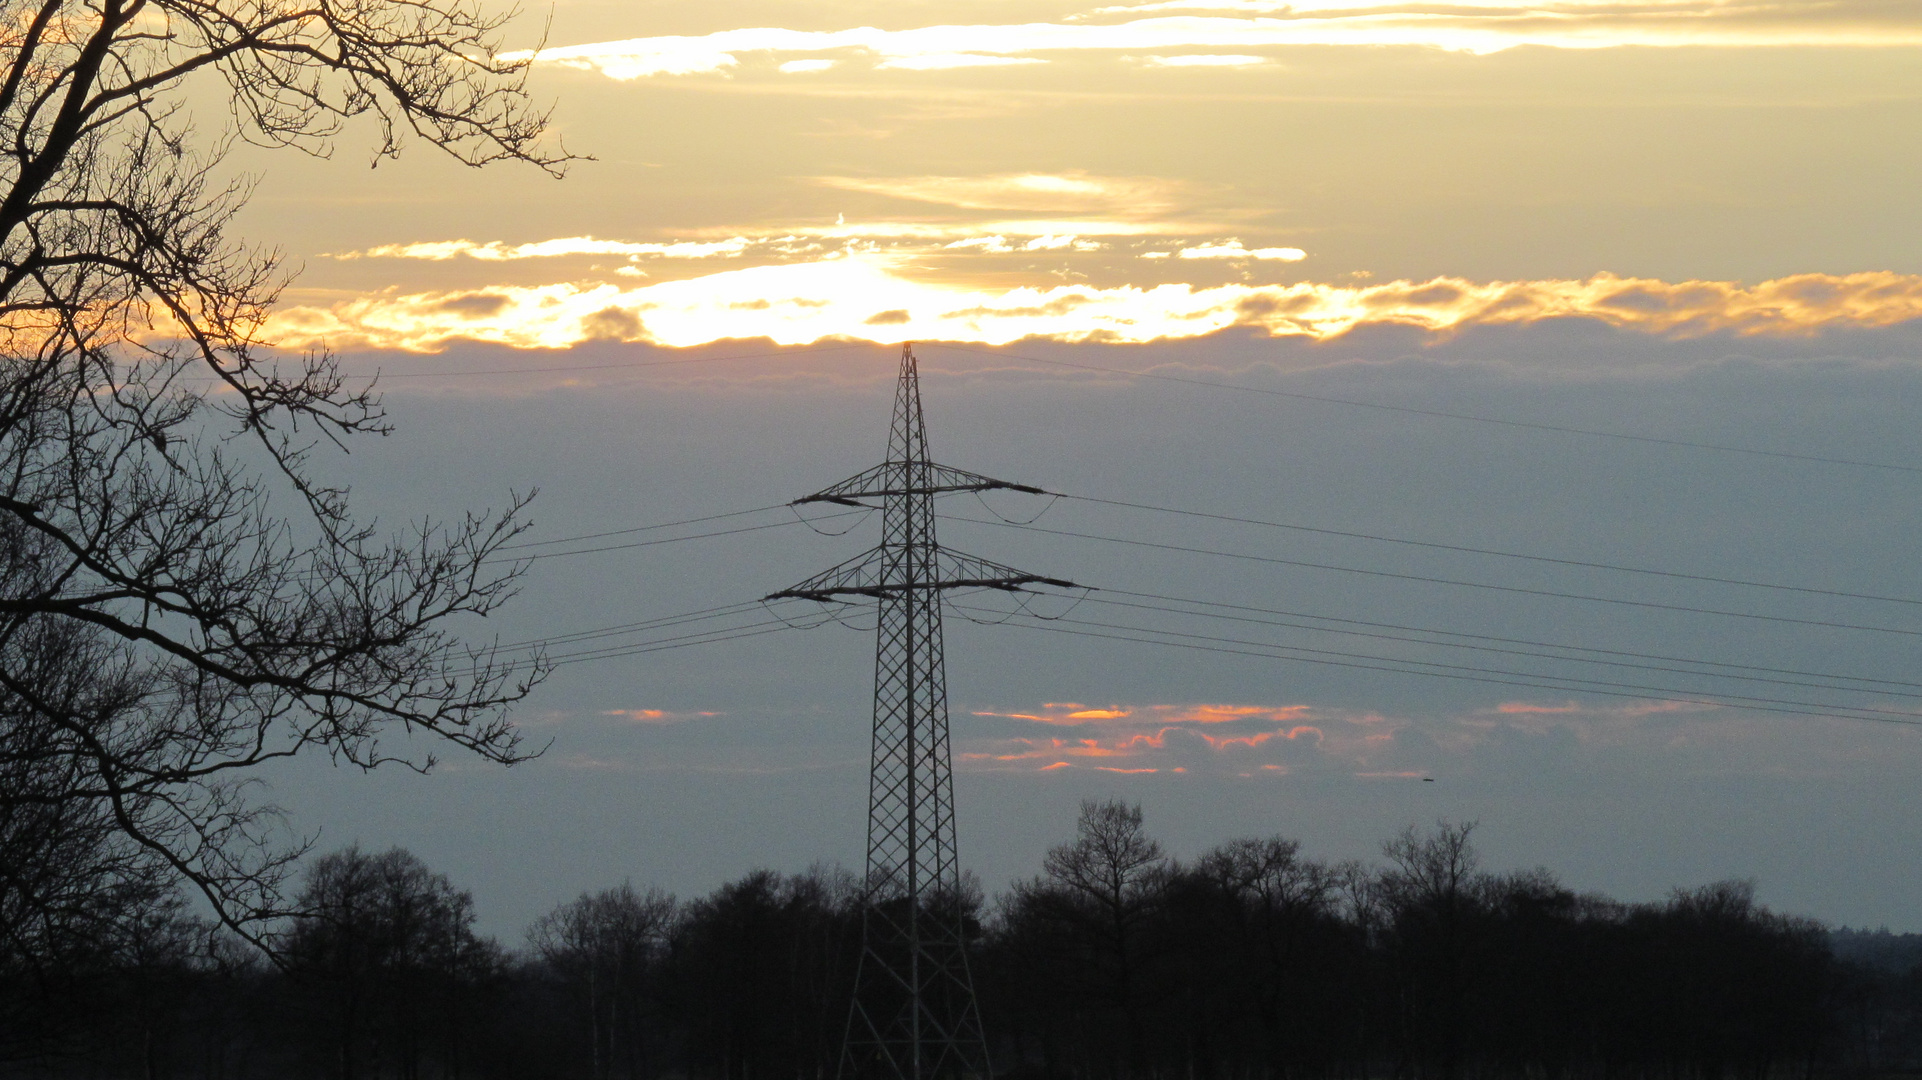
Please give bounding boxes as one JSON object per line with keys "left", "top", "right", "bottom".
{"left": 504, "top": 3, "right": 1922, "bottom": 82}
{"left": 261, "top": 259, "right": 1922, "bottom": 352}
{"left": 959, "top": 694, "right": 1752, "bottom": 775}
{"left": 814, "top": 173, "right": 1192, "bottom": 215}
{"left": 1144, "top": 239, "right": 1306, "bottom": 261}
{"left": 961, "top": 700, "right": 1344, "bottom": 774}
{"left": 333, "top": 237, "right": 759, "bottom": 261}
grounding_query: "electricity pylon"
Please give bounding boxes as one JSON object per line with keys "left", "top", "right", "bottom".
{"left": 768, "top": 343, "right": 1072, "bottom": 1080}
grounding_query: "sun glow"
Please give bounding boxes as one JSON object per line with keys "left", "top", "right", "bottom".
{"left": 262, "top": 258, "right": 1922, "bottom": 353}
{"left": 501, "top": 2, "right": 1922, "bottom": 82}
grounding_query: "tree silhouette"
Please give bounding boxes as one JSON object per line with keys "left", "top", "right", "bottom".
{"left": 1000, "top": 800, "right": 1170, "bottom": 1080}
{"left": 283, "top": 845, "right": 504, "bottom": 1080}
{"left": 0, "top": 0, "right": 569, "bottom": 938}
{"left": 530, "top": 881, "right": 677, "bottom": 1080}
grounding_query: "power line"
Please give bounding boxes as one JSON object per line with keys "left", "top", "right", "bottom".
{"left": 1103, "top": 588, "right": 1922, "bottom": 692}
{"left": 542, "top": 618, "right": 799, "bottom": 669}
{"left": 1061, "top": 493, "right": 1922, "bottom": 608}
{"left": 1076, "top": 592, "right": 1922, "bottom": 702}
{"left": 492, "top": 513, "right": 851, "bottom": 565}
{"left": 938, "top": 513, "right": 1922, "bottom": 639}
{"left": 956, "top": 605, "right": 1922, "bottom": 728}
{"left": 492, "top": 486, "right": 1919, "bottom": 624}
{"left": 495, "top": 600, "right": 774, "bottom": 651}
{"left": 268, "top": 512, "right": 840, "bottom": 588}
{"left": 500, "top": 505, "right": 786, "bottom": 551}
{"left": 924, "top": 343, "right": 1922, "bottom": 476}
{"left": 132, "top": 599, "right": 808, "bottom": 706}
{"left": 455, "top": 611, "right": 806, "bottom": 678}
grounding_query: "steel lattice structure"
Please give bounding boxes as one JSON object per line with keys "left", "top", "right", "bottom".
{"left": 769, "top": 344, "right": 1071, "bottom": 1080}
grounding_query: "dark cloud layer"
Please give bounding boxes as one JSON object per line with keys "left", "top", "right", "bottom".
{"left": 264, "top": 321, "right": 1922, "bottom": 937}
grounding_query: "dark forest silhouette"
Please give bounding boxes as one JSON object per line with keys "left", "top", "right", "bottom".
{"left": 2, "top": 806, "right": 1917, "bottom": 1080}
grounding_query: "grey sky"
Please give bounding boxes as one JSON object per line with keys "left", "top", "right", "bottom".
{"left": 256, "top": 324, "right": 1922, "bottom": 940}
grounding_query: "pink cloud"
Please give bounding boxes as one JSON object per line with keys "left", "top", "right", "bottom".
{"left": 973, "top": 702, "right": 1135, "bottom": 724}
{"left": 959, "top": 701, "right": 1336, "bottom": 773}
{"left": 601, "top": 708, "right": 721, "bottom": 725}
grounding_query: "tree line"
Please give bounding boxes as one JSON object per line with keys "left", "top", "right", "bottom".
{"left": 3, "top": 804, "right": 1918, "bottom": 1080}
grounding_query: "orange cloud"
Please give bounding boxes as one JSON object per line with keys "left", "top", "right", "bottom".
{"left": 973, "top": 703, "right": 1135, "bottom": 724}
{"left": 1197, "top": 725, "right": 1324, "bottom": 750}
{"left": 602, "top": 708, "right": 721, "bottom": 724}
{"left": 261, "top": 261, "right": 1922, "bottom": 353}
{"left": 1149, "top": 703, "right": 1312, "bottom": 724}
{"left": 961, "top": 700, "right": 1335, "bottom": 773}
{"left": 506, "top": 5, "right": 1922, "bottom": 82}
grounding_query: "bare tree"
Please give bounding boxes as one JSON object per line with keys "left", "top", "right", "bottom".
{"left": 285, "top": 845, "right": 503, "bottom": 1080}
{"left": 1378, "top": 820, "right": 1483, "bottom": 916}
{"left": 529, "top": 882, "right": 678, "bottom": 1080}
{"left": 0, "top": 0, "right": 568, "bottom": 939}
{"left": 1009, "top": 799, "right": 1170, "bottom": 1078}
{"left": 1376, "top": 820, "right": 1490, "bottom": 1080}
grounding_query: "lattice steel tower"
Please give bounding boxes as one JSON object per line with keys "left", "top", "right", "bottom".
{"left": 769, "top": 344, "right": 1072, "bottom": 1080}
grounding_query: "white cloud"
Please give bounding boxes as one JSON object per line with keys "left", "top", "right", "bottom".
{"left": 500, "top": 4, "right": 1922, "bottom": 82}
{"left": 259, "top": 259, "right": 1922, "bottom": 353}
{"left": 1171, "top": 239, "right": 1306, "bottom": 261}
{"left": 1139, "top": 53, "right": 1269, "bottom": 66}
{"left": 945, "top": 236, "right": 1015, "bottom": 253}
{"left": 814, "top": 172, "right": 1193, "bottom": 217}
{"left": 334, "top": 237, "right": 757, "bottom": 261}
{"left": 875, "top": 53, "right": 1048, "bottom": 70}
{"left": 1022, "top": 234, "right": 1104, "bottom": 251}
{"left": 778, "top": 58, "right": 837, "bottom": 73}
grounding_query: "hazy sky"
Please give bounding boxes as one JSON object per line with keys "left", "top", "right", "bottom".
{"left": 237, "top": 0, "right": 1922, "bottom": 938}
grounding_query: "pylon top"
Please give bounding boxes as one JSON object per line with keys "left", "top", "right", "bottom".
{"left": 768, "top": 342, "right": 1078, "bottom": 603}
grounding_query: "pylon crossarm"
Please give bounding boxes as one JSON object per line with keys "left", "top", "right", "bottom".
{"left": 771, "top": 577, "right": 1067, "bottom": 602}
{"left": 766, "top": 545, "right": 1079, "bottom": 601}
{"left": 935, "top": 547, "right": 1081, "bottom": 592}
{"left": 763, "top": 545, "right": 888, "bottom": 601}
{"left": 795, "top": 461, "right": 1046, "bottom": 505}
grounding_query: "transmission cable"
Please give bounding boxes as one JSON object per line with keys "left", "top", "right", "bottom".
{"left": 923, "top": 342, "right": 1922, "bottom": 475}
{"left": 454, "top": 612, "right": 806, "bottom": 678}
{"left": 499, "top": 505, "right": 787, "bottom": 551}
{"left": 937, "top": 513, "right": 1922, "bottom": 639}
{"left": 469, "top": 508, "right": 867, "bottom": 569}
{"left": 1102, "top": 588, "right": 1922, "bottom": 692}
{"left": 956, "top": 605, "right": 1922, "bottom": 728}
{"left": 489, "top": 513, "right": 853, "bottom": 565}
{"left": 1074, "top": 592, "right": 1922, "bottom": 702}
{"left": 1060, "top": 493, "right": 1922, "bottom": 608}
{"left": 494, "top": 600, "right": 775, "bottom": 652}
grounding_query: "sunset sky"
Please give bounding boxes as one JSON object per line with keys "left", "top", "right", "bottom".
{"left": 246, "top": 0, "right": 1922, "bottom": 936}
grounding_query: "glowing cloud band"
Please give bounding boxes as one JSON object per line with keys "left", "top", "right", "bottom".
{"left": 503, "top": 4, "right": 1922, "bottom": 80}
{"left": 261, "top": 259, "right": 1922, "bottom": 352}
